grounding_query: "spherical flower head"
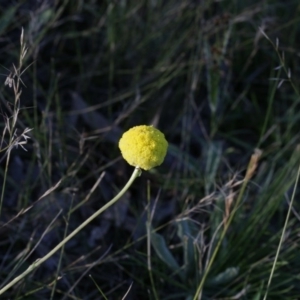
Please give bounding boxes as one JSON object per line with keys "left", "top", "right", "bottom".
{"left": 119, "top": 125, "right": 168, "bottom": 170}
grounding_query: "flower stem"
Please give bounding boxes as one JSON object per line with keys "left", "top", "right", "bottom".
{"left": 0, "top": 167, "right": 142, "bottom": 296}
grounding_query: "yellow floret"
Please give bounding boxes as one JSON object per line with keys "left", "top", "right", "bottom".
{"left": 119, "top": 125, "right": 168, "bottom": 170}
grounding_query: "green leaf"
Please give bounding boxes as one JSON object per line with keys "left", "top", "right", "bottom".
{"left": 204, "top": 39, "right": 220, "bottom": 115}
{"left": 176, "top": 218, "right": 198, "bottom": 279}
{"left": 252, "top": 281, "right": 264, "bottom": 300}
{"left": 203, "top": 141, "right": 222, "bottom": 195}
{"left": 0, "top": 7, "right": 17, "bottom": 35}
{"left": 150, "top": 229, "right": 182, "bottom": 278}
{"left": 209, "top": 267, "right": 239, "bottom": 285}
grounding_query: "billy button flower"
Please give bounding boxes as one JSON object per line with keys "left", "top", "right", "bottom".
{"left": 119, "top": 125, "right": 168, "bottom": 170}
{"left": 0, "top": 126, "right": 168, "bottom": 296}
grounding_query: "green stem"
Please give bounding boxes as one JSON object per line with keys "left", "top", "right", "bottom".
{"left": 0, "top": 150, "right": 12, "bottom": 217}
{"left": 0, "top": 167, "right": 142, "bottom": 296}
{"left": 193, "top": 150, "right": 261, "bottom": 300}
{"left": 193, "top": 176, "right": 248, "bottom": 300}
{"left": 263, "top": 162, "right": 300, "bottom": 300}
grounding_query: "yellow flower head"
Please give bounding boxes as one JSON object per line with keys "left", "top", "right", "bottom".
{"left": 119, "top": 125, "right": 168, "bottom": 170}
